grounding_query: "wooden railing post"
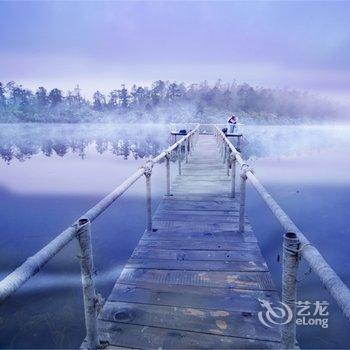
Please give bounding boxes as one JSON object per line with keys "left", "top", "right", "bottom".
{"left": 226, "top": 148, "right": 231, "bottom": 175}
{"left": 239, "top": 164, "right": 249, "bottom": 232}
{"left": 282, "top": 232, "right": 300, "bottom": 349}
{"left": 188, "top": 134, "right": 192, "bottom": 153}
{"left": 237, "top": 135, "right": 242, "bottom": 151}
{"left": 144, "top": 161, "right": 153, "bottom": 232}
{"left": 223, "top": 144, "right": 227, "bottom": 164}
{"left": 185, "top": 138, "right": 189, "bottom": 163}
{"left": 165, "top": 152, "right": 171, "bottom": 196}
{"left": 76, "top": 218, "right": 99, "bottom": 350}
{"left": 230, "top": 153, "right": 236, "bottom": 198}
{"left": 178, "top": 144, "right": 182, "bottom": 175}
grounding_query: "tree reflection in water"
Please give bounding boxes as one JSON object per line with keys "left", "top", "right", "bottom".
{"left": 0, "top": 123, "right": 174, "bottom": 163}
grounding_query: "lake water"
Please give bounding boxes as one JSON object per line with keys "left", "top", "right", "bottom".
{"left": 0, "top": 123, "right": 349, "bottom": 348}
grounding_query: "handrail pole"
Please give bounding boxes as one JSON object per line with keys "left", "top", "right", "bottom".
{"left": 223, "top": 143, "right": 227, "bottom": 164}
{"left": 165, "top": 152, "right": 171, "bottom": 196}
{"left": 230, "top": 153, "right": 236, "bottom": 198}
{"left": 282, "top": 232, "right": 300, "bottom": 349}
{"left": 144, "top": 162, "right": 153, "bottom": 232}
{"left": 237, "top": 135, "right": 242, "bottom": 151}
{"left": 239, "top": 164, "right": 248, "bottom": 232}
{"left": 226, "top": 148, "right": 231, "bottom": 176}
{"left": 185, "top": 138, "right": 189, "bottom": 163}
{"left": 76, "top": 218, "right": 99, "bottom": 350}
{"left": 177, "top": 144, "right": 182, "bottom": 175}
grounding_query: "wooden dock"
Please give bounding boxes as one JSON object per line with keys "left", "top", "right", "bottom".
{"left": 96, "top": 134, "right": 281, "bottom": 349}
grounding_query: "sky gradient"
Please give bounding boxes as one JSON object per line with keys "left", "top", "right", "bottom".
{"left": 1, "top": 1, "right": 350, "bottom": 101}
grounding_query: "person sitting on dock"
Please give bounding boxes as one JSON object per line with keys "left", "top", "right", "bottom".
{"left": 227, "top": 114, "right": 238, "bottom": 133}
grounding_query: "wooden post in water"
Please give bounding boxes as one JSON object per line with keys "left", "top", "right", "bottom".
{"left": 178, "top": 144, "right": 182, "bottom": 175}
{"left": 165, "top": 152, "right": 171, "bottom": 196}
{"left": 230, "top": 153, "right": 236, "bottom": 198}
{"left": 282, "top": 232, "right": 300, "bottom": 349}
{"left": 144, "top": 162, "right": 153, "bottom": 232}
{"left": 76, "top": 218, "right": 99, "bottom": 350}
{"left": 239, "top": 165, "right": 249, "bottom": 232}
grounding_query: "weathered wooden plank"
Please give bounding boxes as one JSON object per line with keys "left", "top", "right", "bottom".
{"left": 98, "top": 321, "right": 280, "bottom": 349}
{"left": 126, "top": 259, "right": 268, "bottom": 272}
{"left": 162, "top": 194, "right": 234, "bottom": 200}
{"left": 159, "top": 198, "right": 235, "bottom": 204}
{"left": 142, "top": 229, "right": 258, "bottom": 243}
{"left": 158, "top": 200, "right": 238, "bottom": 211}
{"left": 109, "top": 283, "right": 279, "bottom": 313}
{"left": 155, "top": 209, "right": 239, "bottom": 216}
{"left": 138, "top": 239, "right": 259, "bottom": 251}
{"left": 118, "top": 268, "right": 276, "bottom": 291}
{"left": 153, "top": 220, "right": 252, "bottom": 232}
{"left": 153, "top": 214, "right": 248, "bottom": 223}
{"left": 131, "top": 248, "right": 264, "bottom": 263}
{"left": 100, "top": 301, "right": 280, "bottom": 341}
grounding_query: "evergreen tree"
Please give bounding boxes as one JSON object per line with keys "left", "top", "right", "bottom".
{"left": 48, "top": 88, "right": 63, "bottom": 106}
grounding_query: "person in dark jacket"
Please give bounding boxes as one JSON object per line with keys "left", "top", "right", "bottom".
{"left": 227, "top": 114, "right": 238, "bottom": 133}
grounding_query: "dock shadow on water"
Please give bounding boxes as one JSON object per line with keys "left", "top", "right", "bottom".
{"left": 0, "top": 123, "right": 350, "bottom": 348}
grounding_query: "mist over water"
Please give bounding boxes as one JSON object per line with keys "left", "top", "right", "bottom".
{"left": 0, "top": 123, "right": 349, "bottom": 348}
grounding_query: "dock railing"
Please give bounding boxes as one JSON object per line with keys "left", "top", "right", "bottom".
{"left": 214, "top": 125, "right": 350, "bottom": 348}
{"left": 0, "top": 124, "right": 200, "bottom": 349}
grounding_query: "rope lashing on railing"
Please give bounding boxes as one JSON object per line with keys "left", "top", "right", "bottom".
{"left": 140, "top": 160, "right": 154, "bottom": 176}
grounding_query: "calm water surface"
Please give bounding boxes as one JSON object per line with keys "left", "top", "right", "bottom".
{"left": 0, "top": 123, "right": 349, "bottom": 348}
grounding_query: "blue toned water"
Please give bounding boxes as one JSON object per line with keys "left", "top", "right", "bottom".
{"left": 0, "top": 123, "right": 349, "bottom": 348}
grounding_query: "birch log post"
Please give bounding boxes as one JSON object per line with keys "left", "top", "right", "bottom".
{"left": 239, "top": 164, "right": 249, "bottom": 233}
{"left": 144, "top": 161, "right": 153, "bottom": 232}
{"left": 177, "top": 144, "right": 182, "bottom": 175}
{"left": 281, "top": 232, "right": 300, "bottom": 349}
{"left": 230, "top": 153, "right": 236, "bottom": 198}
{"left": 76, "top": 218, "right": 99, "bottom": 350}
{"left": 165, "top": 152, "right": 171, "bottom": 196}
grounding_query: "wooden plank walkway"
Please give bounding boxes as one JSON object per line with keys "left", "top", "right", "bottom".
{"left": 97, "top": 134, "right": 281, "bottom": 349}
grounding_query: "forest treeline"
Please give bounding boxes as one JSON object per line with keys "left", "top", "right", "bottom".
{"left": 0, "top": 80, "right": 343, "bottom": 123}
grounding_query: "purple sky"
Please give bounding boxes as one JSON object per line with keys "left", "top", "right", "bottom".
{"left": 1, "top": 1, "right": 350, "bottom": 101}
